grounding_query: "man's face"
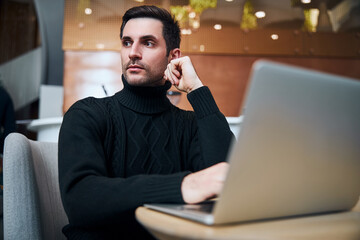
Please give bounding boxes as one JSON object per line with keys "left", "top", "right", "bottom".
{"left": 121, "top": 18, "right": 170, "bottom": 86}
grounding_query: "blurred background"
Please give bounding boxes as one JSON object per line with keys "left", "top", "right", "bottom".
{"left": 0, "top": 0, "right": 360, "bottom": 141}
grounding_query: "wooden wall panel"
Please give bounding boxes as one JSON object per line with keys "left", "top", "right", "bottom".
{"left": 171, "top": 28, "right": 360, "bottom": 58}
{"left": 63, "top": 51, "right": 360, "bottom": 116}
{"left": 63, "top": 51, "right": 123, "bottom": 113}
{"left": 303, "top": 32, "right": 360, "bottom": 57}
{"left": 178, "top": 55, "right": 360, "bottom": 116}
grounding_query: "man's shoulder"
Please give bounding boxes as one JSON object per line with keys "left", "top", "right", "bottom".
{"left": 70, "top": 96, "right": 114, "bottom": 111}
{"left": 65, "top": 96, "right": 117, "bottom": 119}
{"left": 62, "top": 96, "right": 121, "bottom": 130}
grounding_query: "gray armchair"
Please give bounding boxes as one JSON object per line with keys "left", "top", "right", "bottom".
{"left": 3, "top": 133, "right": 68, "bottom": 240}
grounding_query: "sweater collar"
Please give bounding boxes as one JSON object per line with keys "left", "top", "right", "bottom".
{"left": 115, "top": 75, "right": 172, "bottom": 114}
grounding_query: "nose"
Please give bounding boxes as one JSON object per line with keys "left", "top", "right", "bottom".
{"left": 129, "top": 42, "right": 142, "bottom": 60}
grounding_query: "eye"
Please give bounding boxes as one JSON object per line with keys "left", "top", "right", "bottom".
{"left": 122, "top": 40, "right": 132, "bottom": 47}
{"left": 144, "top": 41, "right": 155, "bottom": 47}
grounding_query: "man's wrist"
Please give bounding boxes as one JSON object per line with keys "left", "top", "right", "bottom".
{"left": 186, "top": 78, "right": 204, "bottom": 94}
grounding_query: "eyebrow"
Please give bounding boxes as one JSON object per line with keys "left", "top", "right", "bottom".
{"left": 140, "top": 35, "right": 157, "bottom": 41}
{"left": 121, "top": 36, "right": 131, "bottom": 41}
{"left": 121, "top": 35, "right": 158, "bottom": 41}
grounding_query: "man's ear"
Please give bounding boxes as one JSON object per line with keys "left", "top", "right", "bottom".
{"left": 168, "top": 48, "right": 181, "bottom": 61}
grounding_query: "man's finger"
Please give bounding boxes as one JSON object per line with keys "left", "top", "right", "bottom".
{"left": 166, "top": 66, "right": 179, "bottom": 85}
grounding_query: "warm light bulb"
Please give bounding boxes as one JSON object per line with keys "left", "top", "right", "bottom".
{"left": 181, "top": 29, "right": 192, "bottom": 35}
{"left": 301, "top": 0, "right": 311, "bottom": 4}
{"left": 84, "top": 8, "right": 92, "bottom": 15}
{"left": 189, "top": 12, "right": 196, "bottom": 19}
{"left": 192, "top": 20, "right": 200, "bottom": 29}
{"left": 255, "top": 11, "right": 266, "bottom": 18}
{"left": 214, "top": 24, "right": 222, "bottom": 30}
{"left": 271, "top": 34, "right": 279, "bottom": 40}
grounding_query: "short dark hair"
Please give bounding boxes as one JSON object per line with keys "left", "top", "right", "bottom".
{"left": 120, "top": 5, "right": 181, "bottom": 55}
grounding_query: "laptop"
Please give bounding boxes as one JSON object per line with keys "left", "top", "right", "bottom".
{"left": 144, "top": 60, "right": 360, "bottom": 225}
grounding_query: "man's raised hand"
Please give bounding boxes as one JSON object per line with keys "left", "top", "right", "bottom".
{"left": 164, "top": 56, "right": 203, "bottom": 93}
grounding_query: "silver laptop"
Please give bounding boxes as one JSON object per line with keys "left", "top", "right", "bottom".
{"left": 145, "top": 60, "right": 360, "bottom": 225}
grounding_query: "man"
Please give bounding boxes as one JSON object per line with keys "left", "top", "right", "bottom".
{"left": 59, "top": 5, "right": 233, "bottom": 239}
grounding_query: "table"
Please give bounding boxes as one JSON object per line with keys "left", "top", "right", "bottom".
{"left": 27, "top": 117, "right": 63, "bottom": 142}
{"left": 136, "top": 199, "right": 360, "bottom": 240}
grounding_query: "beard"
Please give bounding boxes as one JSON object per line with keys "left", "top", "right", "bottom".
{"left": 122, "top": 58, "right": 169, "bottom": 87}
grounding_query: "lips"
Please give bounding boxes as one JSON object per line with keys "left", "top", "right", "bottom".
{"left": 127, "top": 64, "right": 144, "bottom": 71}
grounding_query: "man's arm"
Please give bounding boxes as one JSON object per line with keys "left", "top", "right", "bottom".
{"left": 165, "top": 56, "right": 234, "bottom": 204}
{"left": 164, "top": 56, "right": 203, "bottom": 93}
{"left": 58, "top": 101, "right": 189, "bottom": 227}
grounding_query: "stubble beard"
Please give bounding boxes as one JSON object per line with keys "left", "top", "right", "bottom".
{"left": 122, "top": 58, "right": 169, "bottom": 87}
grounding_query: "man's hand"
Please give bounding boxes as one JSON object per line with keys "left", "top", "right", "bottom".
{"left": 164, "top": 56, "right": 203, "bottom": 93}
{"left": 181, "top": 162, "right": 229, "bottom": 204}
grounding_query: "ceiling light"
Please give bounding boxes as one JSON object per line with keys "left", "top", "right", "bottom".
{"left": 271, "top": 34, "right": 279, "bottom": 40}
{"left": 192, "top": 20, "right": 200, "bottom": 29}
{"left": 214, "top": 24, "right": 222, "bottom": 30}
{"left": 181, "top": 29, "right": 192, "bottom": 35}
{"left": 255, "top": 11, "right": 266, "bottom": 18}
{"left": 134, "top": 0, "right": 144, "bottom": 2}
{"left": 189, "top": 12, "right": 196, "bottom": 19}
{"left": 301, "top": 0, "right": 311, "bottom": 4}
{"left": 225, "top": 0, "right": 234, "bottom": 2}
{"left": 84, "top": 8, "right": 92, "bottom": 15}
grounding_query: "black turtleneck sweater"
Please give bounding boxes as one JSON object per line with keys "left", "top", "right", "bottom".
{"left": 58, "top": 77, "right": 233, "bottom": 239}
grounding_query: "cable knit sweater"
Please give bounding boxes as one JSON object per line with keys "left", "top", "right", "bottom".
{"left": 58, "top": 77, "right": 233, "bottom": 239}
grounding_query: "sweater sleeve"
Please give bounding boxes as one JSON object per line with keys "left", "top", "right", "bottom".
{"left": 186, "top": 86, "right": 234, "bottom": 171}
{"left": 58, "top": 100, "right": 189, "bottom": 228}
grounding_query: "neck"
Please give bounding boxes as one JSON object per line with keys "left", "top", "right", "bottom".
{"left": 115, "top": 75, "right": 172, "bottom": 114}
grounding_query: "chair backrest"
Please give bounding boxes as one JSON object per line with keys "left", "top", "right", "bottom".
{"left": 3, "top": 133, "right": 68, "bottom": 240}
